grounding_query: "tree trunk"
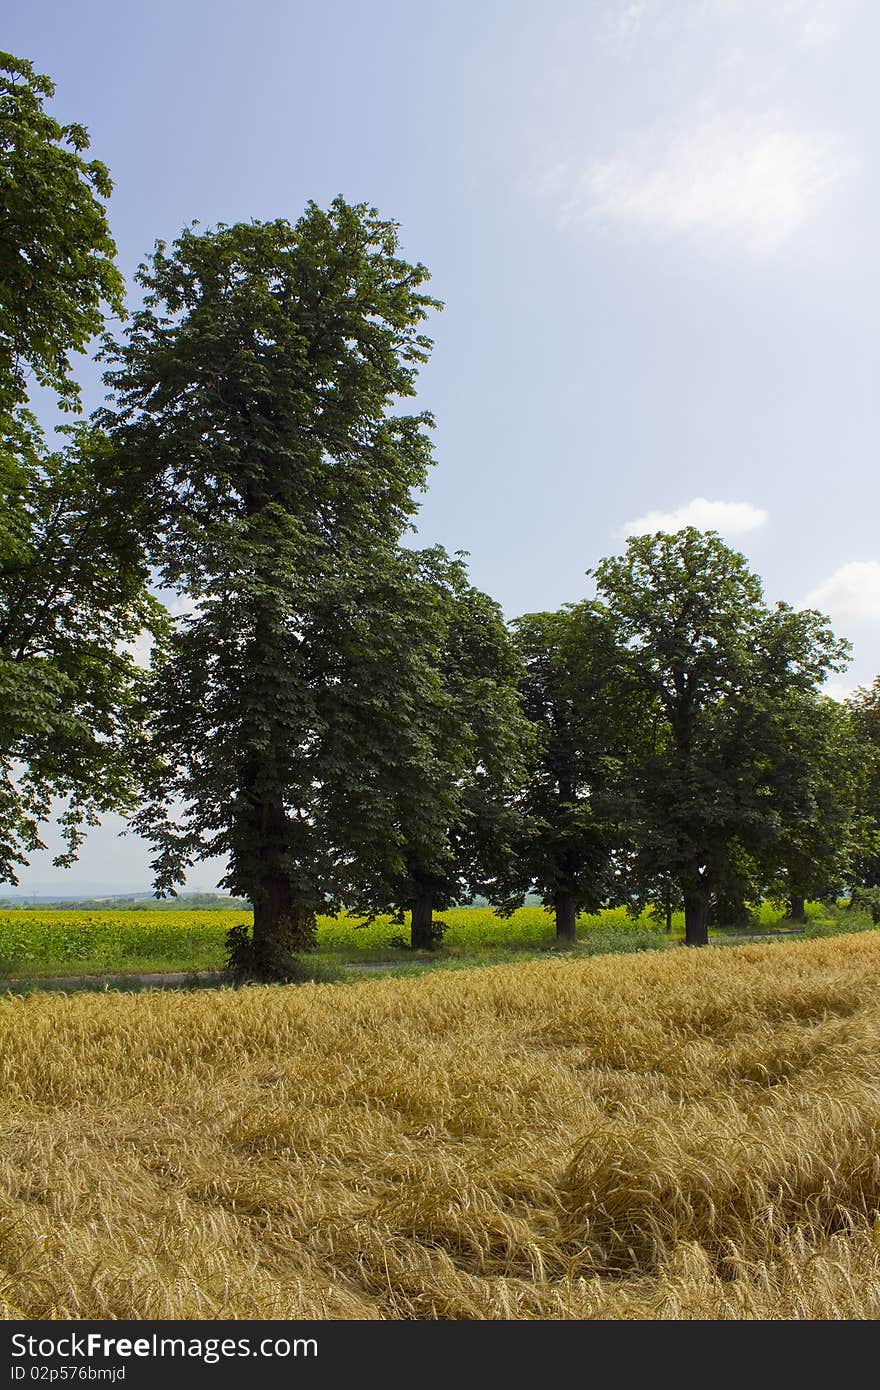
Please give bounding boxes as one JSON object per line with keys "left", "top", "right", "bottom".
{"left": 665, "top": 890, "right": 673, "bottom": 935}
{"left": 683, "top": 884, "right": 710, "bottom": 946}
{"left": 252, "top": 876, "right": 315, "bottom": 956}
{"left": 411, "top": 892, "right": 435, "bottom": 950}
{"left": 787, "top": 894, "right": 807, "bottom": 923}
{"left": 235, "top": 573, "right": 318, "bottom": 977}
{"left": 554, "top": 890, "right": 577, "bottom": 943}
{"left": 247, "top": 798, "right": 316, "bottom": 976}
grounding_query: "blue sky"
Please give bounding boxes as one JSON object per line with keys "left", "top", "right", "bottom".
{"left": 6, "top": 0, "right": 880, "bottom": 893}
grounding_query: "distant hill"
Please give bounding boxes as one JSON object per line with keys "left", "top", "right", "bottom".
{"left": 0, "top": 892, "right": 251, "bottom": 911}
{"left": 1, "top": 891, "right": 542, "bottom": 912}
{"left": 458, "top": 893, "right": 544, "bottom": 909}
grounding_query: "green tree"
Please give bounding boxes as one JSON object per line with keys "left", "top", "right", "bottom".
{"left": 491, "top": 603, "right": 636, "bottom": 941}
{"left": 100, "top": 200, "right": 442, "bottom": 977}
{"left": 846, "top": 677, "right": 880, "bottom": 891}
{"left": 0, "top": 420, "right": 164, "bottom": 883}
{"left": 329, "top": 546, "right": 531, "bottom": 949}
{"left": 593, "top": 529, "right": 848, "bottom": 945}
{"left": 0, "top": 50, "right": 125, "bottom": 414}
{"left": 758, "top": 692, "right": 862, "bottom": 921}
{"left": 0, "top": 52, "right": 161, "bottom": 885}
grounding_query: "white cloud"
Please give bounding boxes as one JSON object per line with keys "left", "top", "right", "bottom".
{"left": 606, "top": 0, "right": 650, "bottom": 54}
{"left": 560, "top": 113, "right": 846, "bottom": 256}
{"left": 165, "top": 592, "right": 200, "bottom": 620}
{"left": 803, "top": 562, "right": 880, "bottom": 622}
{"left": 702, "top": 0, "right": 841, "bottom": 49}
{"left": 120, "top": 631, "right": 154, "bottom": 670}
{"left": 119, "top": 592, "right": 200, "bottom": 669}
{"left": 604, "top": 0, "right": 843, "bottom": 55}
{"left": 821, "top": 681, "right": 854, "bottom": 704}
{"left": 619, "top": 497, "right": 768, "bottom": 538}
{"left": 774, "top": 0, "right": 840, "bottom": 49}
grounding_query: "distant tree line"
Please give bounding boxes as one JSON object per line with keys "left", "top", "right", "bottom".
{"left": 0, "top": 892, "right": 251, "bottom": 911}
{"left": 2, "top": 49, "right": 879, "bottom": 975}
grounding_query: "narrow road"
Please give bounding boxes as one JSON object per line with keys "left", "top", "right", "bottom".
{"left": 2, "top": 962, "right": 420, "bottom": 992}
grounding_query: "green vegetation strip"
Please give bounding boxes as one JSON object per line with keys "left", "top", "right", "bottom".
{"left": 0, "top": 901, "right": 872, "bottom": 984}
{"left": 0, "top": 906, "right": 653, "bottom": 976}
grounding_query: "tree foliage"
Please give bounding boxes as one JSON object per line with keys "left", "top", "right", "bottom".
{"left": 0, "top": 51, "right": 160, "bottom": 886}
{"left": 0, "top": 420, "right": 164, "bottom": 882}
{"left": 0, "top": 50, "right": 125, "bottom": 414}
{"left": 491, "top": 603, "right": 636, "bottom": 940}
{"left": 593, "top": 529, "right": 849, "bottom": 944}
{"left": 100, "top": 200, "right": 445, "bottom": 975}
{"left": 846, "top": 677, "right": 880, "bottom": 890}
{"left": 758, "top": 692, "right": 864, "bottom": 918}
{"left": 329, "top": 546, "right": 532, "bottom": 947}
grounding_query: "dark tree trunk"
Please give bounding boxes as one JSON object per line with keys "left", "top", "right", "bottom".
{"left": 665, "top": 890, "right": 673, "bottom": 935}
{"left": 247, "top": 798, "right": 316, "bottom": 976}
{"left": 252, "top": 876, "right": 315, "bottom": 956}
{"left": 683, "top": 884, "right": 710, "bottom": 946}
{"left": 235, "top": 572, "right": 318, "bottom": 977}
{"left": 787, "top": 894, "right": 807, "bottom": 923}
{"left": 411, "top": 892, "right": 435, "bottom": 950}
{"left": 554, "top": 890, "right": 577, "bottom": 943}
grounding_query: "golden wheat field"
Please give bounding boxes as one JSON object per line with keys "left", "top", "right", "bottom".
{"left": 2, "top": 933, "right": 880, "bottom": 1320}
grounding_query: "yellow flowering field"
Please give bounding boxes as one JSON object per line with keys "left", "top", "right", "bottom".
{"left": 0, "top": 905, "right": 666, "bottom": 975}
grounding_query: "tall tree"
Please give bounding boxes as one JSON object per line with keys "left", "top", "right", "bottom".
{"left": 326, "top": 546, "right": 531, "bottom": 949}
{"left": 593, "top": 529, "right": 848, "bottom": 945}
{"left": 0, "top": 51, "right": 159, "bottom": 884}
{"left": 0, "top": 50, "right": 124, "bottom": 414}
{"left": 491, "top": 603, "right": 637, "bottom": 942}
{"left": 100, "top": 201, "right": 442, "bottom": 976}
{"left": 846, "top": 677, "right": 880, "bottom": 891}
{"left": 758, "top": 692, "right": 863, "bottom": 921}
{"left": 0, "top": 420, "right": 163, "bottom": 882}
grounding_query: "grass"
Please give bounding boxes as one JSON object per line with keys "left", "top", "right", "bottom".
{"left": 0, "top": 904, "right": 669, "bottom": 980}
{"left": 1, "top": 930, "right": 880, "bottom": 1319}
{"left": 3, "top": 899, "right": 864, "bottom": 983}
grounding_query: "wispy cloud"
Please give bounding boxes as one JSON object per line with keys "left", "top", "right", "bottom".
{"left": 120, "top": 631, "right": 154, "bottom": 670}
{"left": 605, "top": 0, "right": 650, "bottom": 55}
{"left": 619, "top": 497, "right": 768, "bottom": 538}
{"left": 167, "top": 593, "right": 200, "bottom": 620}
{"left": 120, "top": 592, "right": 200, "bottom": 669}
{"left": 559, "top": 113, "right": 845, "bottom": 256}
{"left": 822, "top": 681, "right": 855, "bottom": 704}
{"left": 794, "top": 2, "right": 840, "bottom": 49}
{"left": 803, "top": 562, "right": 880, "bottom": 621}
{"left": 603, "top": 1, "right": 844, "bottom": 57}
{"left": 739, "top": 1, "right": 841, "bottom": 51}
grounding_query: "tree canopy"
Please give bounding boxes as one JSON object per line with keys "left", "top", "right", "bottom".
{"left": 593, "top": 529, "right": 850, "bottom": 944}
{"left": 100, "top": 200, "right": 446, "bottom": 976}
{"left": 491, "top": 602, "right": 636, "bottom": 940}
{"left": 0, "top": 50, "right": 125, "bottom": 414}
{"left": 328, "top": 545, "right": 532, "bottom": 948}
{"left": 0, "top": 50, "right": 160, "bottom": 886}
{"left": 846, "top": 678, "right": 880, "bottom": 891}
{"left": 0, "top": 420, "right": 163, "bottom": 882}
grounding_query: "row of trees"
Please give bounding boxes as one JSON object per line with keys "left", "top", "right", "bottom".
{"left": 3, "top": 50, "right": 879, "bottom": 976}
{"left": 499, "top": 549, "right": 880, "bottom": 945}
